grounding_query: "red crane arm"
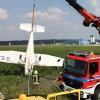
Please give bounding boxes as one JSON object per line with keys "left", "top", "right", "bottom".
{"left": 65, "top": 0, "right": 100, "bottom": 34}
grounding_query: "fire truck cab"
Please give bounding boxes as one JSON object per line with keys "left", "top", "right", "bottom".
{"left": 59, "top": 52, "right": 100, "bottom": 99}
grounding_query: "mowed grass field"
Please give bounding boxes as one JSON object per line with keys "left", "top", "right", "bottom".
{"left": 0, "top": 44, "right": 100, "bottom": 99}
{"left": 1, "top": 44, "right": 100, "bottom": 57}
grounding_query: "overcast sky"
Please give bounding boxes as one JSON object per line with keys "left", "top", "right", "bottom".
{"left": 0, "top": 0, "right": 100, "bottom": 41}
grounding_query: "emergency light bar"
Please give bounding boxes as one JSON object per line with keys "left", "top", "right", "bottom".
{"left": 69, "top": 52, "right": 89, "bottom": 57}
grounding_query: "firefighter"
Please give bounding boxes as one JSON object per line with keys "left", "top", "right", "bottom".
{"left": 57, "top": 74, "right": 66, "bottom": 91}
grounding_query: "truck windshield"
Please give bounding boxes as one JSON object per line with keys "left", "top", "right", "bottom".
{"left": 64, "top": 58, "right": 87, "bottom": 76}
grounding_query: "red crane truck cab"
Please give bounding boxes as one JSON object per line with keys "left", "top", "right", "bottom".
{"left": 58, "top": 52, "right": 100, "bottom": 99}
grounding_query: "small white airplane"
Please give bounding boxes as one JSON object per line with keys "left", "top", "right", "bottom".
{"left": 0, "top": 24, "right": 64, "bottom": 75}
{"left": 0, "top": 3, "right": 64, "bottom": 75}
{"left": 0, "top": 51, "right": 64, "bottom": 67}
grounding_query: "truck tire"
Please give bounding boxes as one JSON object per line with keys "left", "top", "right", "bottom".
{"left": 92, "top": 89, "right": 100, "bottom": 100}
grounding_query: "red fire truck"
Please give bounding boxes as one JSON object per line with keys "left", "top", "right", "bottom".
{"left": 57, "top": 0, "right": 100, "bottom": 99}
{"left": 58, "top": 52, "right": 100, "bottom": 99}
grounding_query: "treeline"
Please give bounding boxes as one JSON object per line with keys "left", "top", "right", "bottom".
{"left": 0, "top": 39, "right": 100, "bottom": 45}
{"left": 0, "top": 39, "right": 87, "bottom": 45}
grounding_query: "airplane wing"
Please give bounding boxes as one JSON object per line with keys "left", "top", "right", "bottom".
{"left": 0, "top": 51, "right": 64, "bottom": 67}
{"left": 0, "top": 51, "right": 25, "bottom": 64}
{"left": 35, "top": 53, "right": 64, "bottom": 67}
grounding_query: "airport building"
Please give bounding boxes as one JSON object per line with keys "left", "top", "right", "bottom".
{"left": 90, "top": 35, "right": 95, "bottom": 44}
{"left": 79, "top": 39, "right": 89, "bottom": 45}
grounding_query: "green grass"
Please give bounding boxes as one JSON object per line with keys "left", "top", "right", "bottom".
{"left": 0, "top": 45, "right": 100, "bottom": 99}
{"left": 35, "top": 45, "right": 100, "bottom": 58}
{"left": 1, "top": 45, "right": 100, "bottom": 57}
{"left": 0, "top": 45, "right": 26, "bottom": 52}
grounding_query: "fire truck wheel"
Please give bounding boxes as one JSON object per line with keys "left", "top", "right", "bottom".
{"left": 92, "top": 89, "right": 100, "bottom": 100}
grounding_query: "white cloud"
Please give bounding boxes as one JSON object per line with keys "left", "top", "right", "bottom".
{"left": 24, "top": 6, "right": 68, "bottom": 21}
{"left": 21, "top": 6, "right": 90, "bottom": 40}
{"left": 0, "top": 8, "right": 8, "bottom": 20}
